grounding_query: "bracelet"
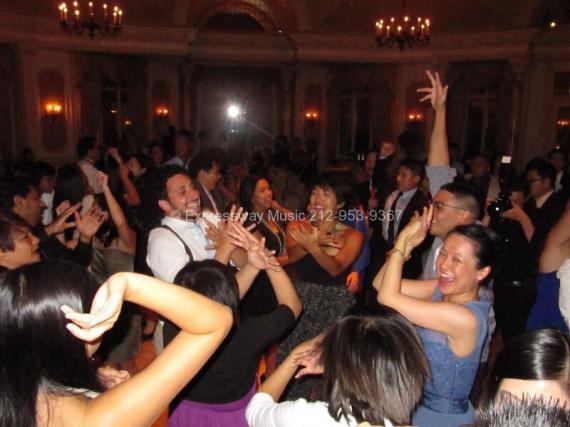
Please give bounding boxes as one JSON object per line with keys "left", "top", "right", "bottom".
{"left": 390, "top": 247, "right": 411, "bottom": 261}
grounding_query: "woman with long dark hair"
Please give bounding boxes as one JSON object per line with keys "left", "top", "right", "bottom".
{"left": 0, "top": 260, "right": 232, "bottom": 427}
{"left": 374, "top": 206, "right": 501, "bottom": 426}
{"left": 247, "top": 307, "right": 428, "bottom": 427}
{"left": 482, "top": 329, "right": 570, "bottom": 407}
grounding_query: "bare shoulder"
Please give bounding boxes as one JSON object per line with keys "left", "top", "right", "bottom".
{"left": 36, "top": 392, "right": 87, "bottom": 427}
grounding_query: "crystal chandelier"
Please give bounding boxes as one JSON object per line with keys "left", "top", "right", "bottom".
{"left": 374, "top": 2, "right": 430, "bottom": 51}
{"left": 58, "top": 2, "right": 124, "bottom": 39}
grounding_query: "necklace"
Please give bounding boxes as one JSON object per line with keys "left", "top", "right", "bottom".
{"left": 259, "top": 215, "right": 285, "bottom": 256}
{"left": 450, "top": 295, "right": 479, "bottom": 305}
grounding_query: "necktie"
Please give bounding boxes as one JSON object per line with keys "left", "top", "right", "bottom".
{"left": 387, "top": 192, "right": 402, "bottom": 245}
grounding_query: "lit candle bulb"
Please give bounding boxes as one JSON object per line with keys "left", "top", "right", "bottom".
{"left": 421, "top": 23, "right": 425, "bottom": 36}
{"left": 58, "top": 3, "right": 64, "bottom": 21}
{"left": 118, "top": 9, "right": 122, "bottom": 25}
{"left": 64, "top": 7, "right": 68, "bottom": 21}
{"left": 88, "top": 2, "right": 93, "bottom": 16}
{"left": 113, "top": 11, "right": 117, "bottom": 25}
{"left": 75, "top": 9, "right": 80, "bottom": 22}
{"left": 397, "top": 25, "right": 402, "bottom": 34}
{"left": 386, "top": 25, "right": 390, "bottom": 36}
{"left": 426, "top": 19, "right": 430, "bottom": 35}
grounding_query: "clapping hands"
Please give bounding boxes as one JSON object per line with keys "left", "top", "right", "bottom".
{"left": 227, "top": 221, "right": 281, "bottom": 272}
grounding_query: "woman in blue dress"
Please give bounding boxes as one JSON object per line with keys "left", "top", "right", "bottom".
{"left": 374, "top": 206, "right": 501, "bottom": 426}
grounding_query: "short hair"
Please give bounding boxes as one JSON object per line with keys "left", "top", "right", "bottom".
{"left": 320, "top": 307, "right": 429, "bottom": 426}
{"left": 310, "top": 172, "right": 357, "bottom": 211}
{"left": 0, "top": 180, "right": 33, "bottom": 216}
{"left": 447, "top": 224, "right": 502, "bottom": 287}
{"left": 398, "top": 158, "right": 425, "bottom": 180}
{"left": 548, "top": 147, "right": 568, "bottom": 163}
{"left": 475, "top": 394, "right": 570, "bottom": 427}
{"left": 152, "top": 165, "right": 189, "bottom": 202}
{"left": 525, "top": 158, "right": 556, "bottom": 187}
{"left": 188, "top": 151, "right": 218, "bottom": 178}
{"left": 30, "top": 161, "right": 56, "bottom": 187}
{"left": 441, "top": 181, "right": 483, "bottom": 220}
{"left": 173, "top": 260, "right": 239, "bottom": 321}
{"left": 76, "top": 136, "right": 97, "bottom": 159}
{"left": 175, "top": 129, "right": 194, "bottom": 142}
{"left": 482, "top": 329, "right": 570, "bottom": 406}
{"left": 0, "top": 212, "right": 30, "bottom": 252}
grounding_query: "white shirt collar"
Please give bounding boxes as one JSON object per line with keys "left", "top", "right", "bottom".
{"left": 535, "top": 189, "right": 555, "bottom": 208}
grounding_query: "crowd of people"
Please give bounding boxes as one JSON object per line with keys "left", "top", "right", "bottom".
{"left": 1, "top": 70, "right": 569, "bottom": 426}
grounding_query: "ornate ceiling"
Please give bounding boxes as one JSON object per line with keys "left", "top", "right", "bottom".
{"left": 0, "top": 0, "right": 568, "bottom": 34}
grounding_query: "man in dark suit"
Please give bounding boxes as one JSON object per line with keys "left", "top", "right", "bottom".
{"left": 188, "top": 151, "right": 222, "bottom": 215}
{"left": 548, "top": 147, "right": 570, "bottom": 203}
{"left": 381, "top": 158, "right": 431, "bottom": 278}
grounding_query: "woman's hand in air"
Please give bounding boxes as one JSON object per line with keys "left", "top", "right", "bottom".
{"left": 396, "top": 205, "right": 433, "bottom": 254}
{"left": 61, "top": 273, "right": 128, "bottom": 343}
{"left": 291, "top": 336, "right": 324, "bottom": 379}
{"left": 96, "top": 171, "right": 110, "bottom": 191}
{"left": 289, "top": 223, "right": 319, "bottom": 251}
{"left": 227, "top": 221, "right": 281, "bottom": 271}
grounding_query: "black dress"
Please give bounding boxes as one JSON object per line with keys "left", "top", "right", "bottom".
{"left": 277, "top": 252, "right": 352, "bottom": 401}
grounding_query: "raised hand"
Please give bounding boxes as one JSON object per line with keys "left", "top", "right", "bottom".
{"left": 107, "top": 147, "right": 123, "bottom": 165}
{"left": 97, "top": 171, "right": 110, "bottom": 191}
{"left": 289, "top": 223, "right": 319, "bottom": 251}
{"left": 55, "top": 200, "right": 71, "bottom": 217}
{"left": 97, "top": 365, "right": 130, "bottom": 389}
{"left": 75, "top": 206, "right": 105, "bottom": 242}
{"left": 291, "top": 337, "right": 324, "bottom": 379}
{"left": 417, "top": 70, "right": 448, "bottom": 111}
{"left": 44, "top": 202, "right": 80, "bottom": 236}
{"left": 397, "top": 205, "right": 433, "bottom": 253}
{"left": 345, "top": 271, "right": 360, "bottom": 293}
{"left": 61, "top": 273, "right": 127, "bottom": 343}
{"left": 227, "top": 222, "right": 281, "bottom": 271}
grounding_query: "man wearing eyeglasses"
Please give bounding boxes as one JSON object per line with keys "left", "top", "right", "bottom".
{"left": 417, "top": 71, "right": 482, "bottom": 281}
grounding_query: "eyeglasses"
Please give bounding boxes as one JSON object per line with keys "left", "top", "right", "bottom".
{"left": 433, "top": 200, "right": 468, "bottom": 211}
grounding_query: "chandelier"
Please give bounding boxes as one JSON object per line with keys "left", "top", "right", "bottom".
{"left": 58, "top": 2, "right": 124, "bottom": 39}
{"left": 374, "top": 2, "right": 430, "bottom": 51}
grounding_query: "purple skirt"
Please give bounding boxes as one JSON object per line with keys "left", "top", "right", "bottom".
{"left": 168, "top": 385, "right": 256, "bottom": 427}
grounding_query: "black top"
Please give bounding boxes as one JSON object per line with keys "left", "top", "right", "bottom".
{"left": 33, "top": 224, "right": 92, "bottom": 267}
{"left": 239, "top": 216, "right": 284, "bottom": 318}
{"left": 163, "top": 305, "right": 295, "bottom": 404}
{"left": 296, "top": 252, "right": 348, "bottom": 286}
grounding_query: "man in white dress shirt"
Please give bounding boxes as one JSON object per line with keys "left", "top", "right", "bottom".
{"left": 164, "top": 129, "right": 195, "bottom": 169}
{"left": 146, "top": 165, "right": 253, "bottom": 350}
{"left": 77, "top": 136, "right": 103, "bottom": 194}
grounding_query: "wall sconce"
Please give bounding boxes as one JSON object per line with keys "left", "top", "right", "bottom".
{"left": 558, "top": 119, "right": 569, "bottom": 127}
{"left": 304, "top": 110, "right": 319, "bottom": 122}
{"left": 44, "top": 102, "right": 63, "bottom": 122}
{"left": 155, "top": 106, "right": 169, "bottom": 118}
{"left": 407, "top": 112, "right": 423, "bottom": 122}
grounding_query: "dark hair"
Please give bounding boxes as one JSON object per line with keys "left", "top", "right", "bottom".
{"left": 525, "top": 158, "right": 557, "bottom": 187}
{"left": 238, "top": 175, "right": 269, "bottom": 214}
{"left": 188, "top": 151, "right": 218, "bottom": 178}
{"left": 441, "top": 181, "right": 483, "bottom": 219}
{"left": 53, "top": 164, "right": 87, "bottom": 240}
{"left": 30, "top": 161, "right": 56, "bottom": 187}
{"left": 0, "top": 261, "right": 102, "bottom": 426}
{"left": 548, "top": 147, "right": 568, "bottom": 163}
{"left": 174, "top": 260, "right": 239, "bottom": 321}
{"left": 482, "top": 329, "right": 570, "bottom": 406}
{"left": 0, "top": 180, "right": 33, "bottom": 216}
{"left": 309, "top": 172, "right": 357, "bottom": 212}
{"left": 320, "top": 307, "right": 428, "bottom": 426}
{"left": 398, "top": 158, "right": 425, "bottom": 180}
{"left": 0, "top": 212, "right": 30, "bottom": 252}
{"left": 76, "top": 136, "right": 98, "bottom": 159}
{"left": 475, "top": 394, "right": 570, "bottom": 427}
{"left": 175, "top": 129, "right": 194, "bottom": 141}
{"left": 446, "top": 224, "right": 502, "bottom": 286}
{"left": 153, "top": 165, "right": 189, "bottom": 202}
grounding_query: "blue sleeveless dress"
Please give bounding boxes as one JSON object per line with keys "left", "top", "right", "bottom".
{"left": 527, "top": 271, "right": 569, "bottom": 333}
{"left": 412, "top": 288, "right": 490, "bottom": 427}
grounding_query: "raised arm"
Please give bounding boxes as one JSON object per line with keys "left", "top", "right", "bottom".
{"left": 97, "top": 172, "right": 136, "bottom": 253}
{"left": 64, "top": 272, "right": 232, "bottom": 427}
{"left": 108, "top": 148, "right": 140, "bottom": 207}
{"left": 419, "top": 70, "right": 449, "bottom": 167}
{"left": 267, "top": 267, "right": 302, "bottom": 319}
{"left": 375, "top": 207, "right": 479, "bottom": 357}
{"left": 541, "top": 204, "right": 570, "bottom": 272}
